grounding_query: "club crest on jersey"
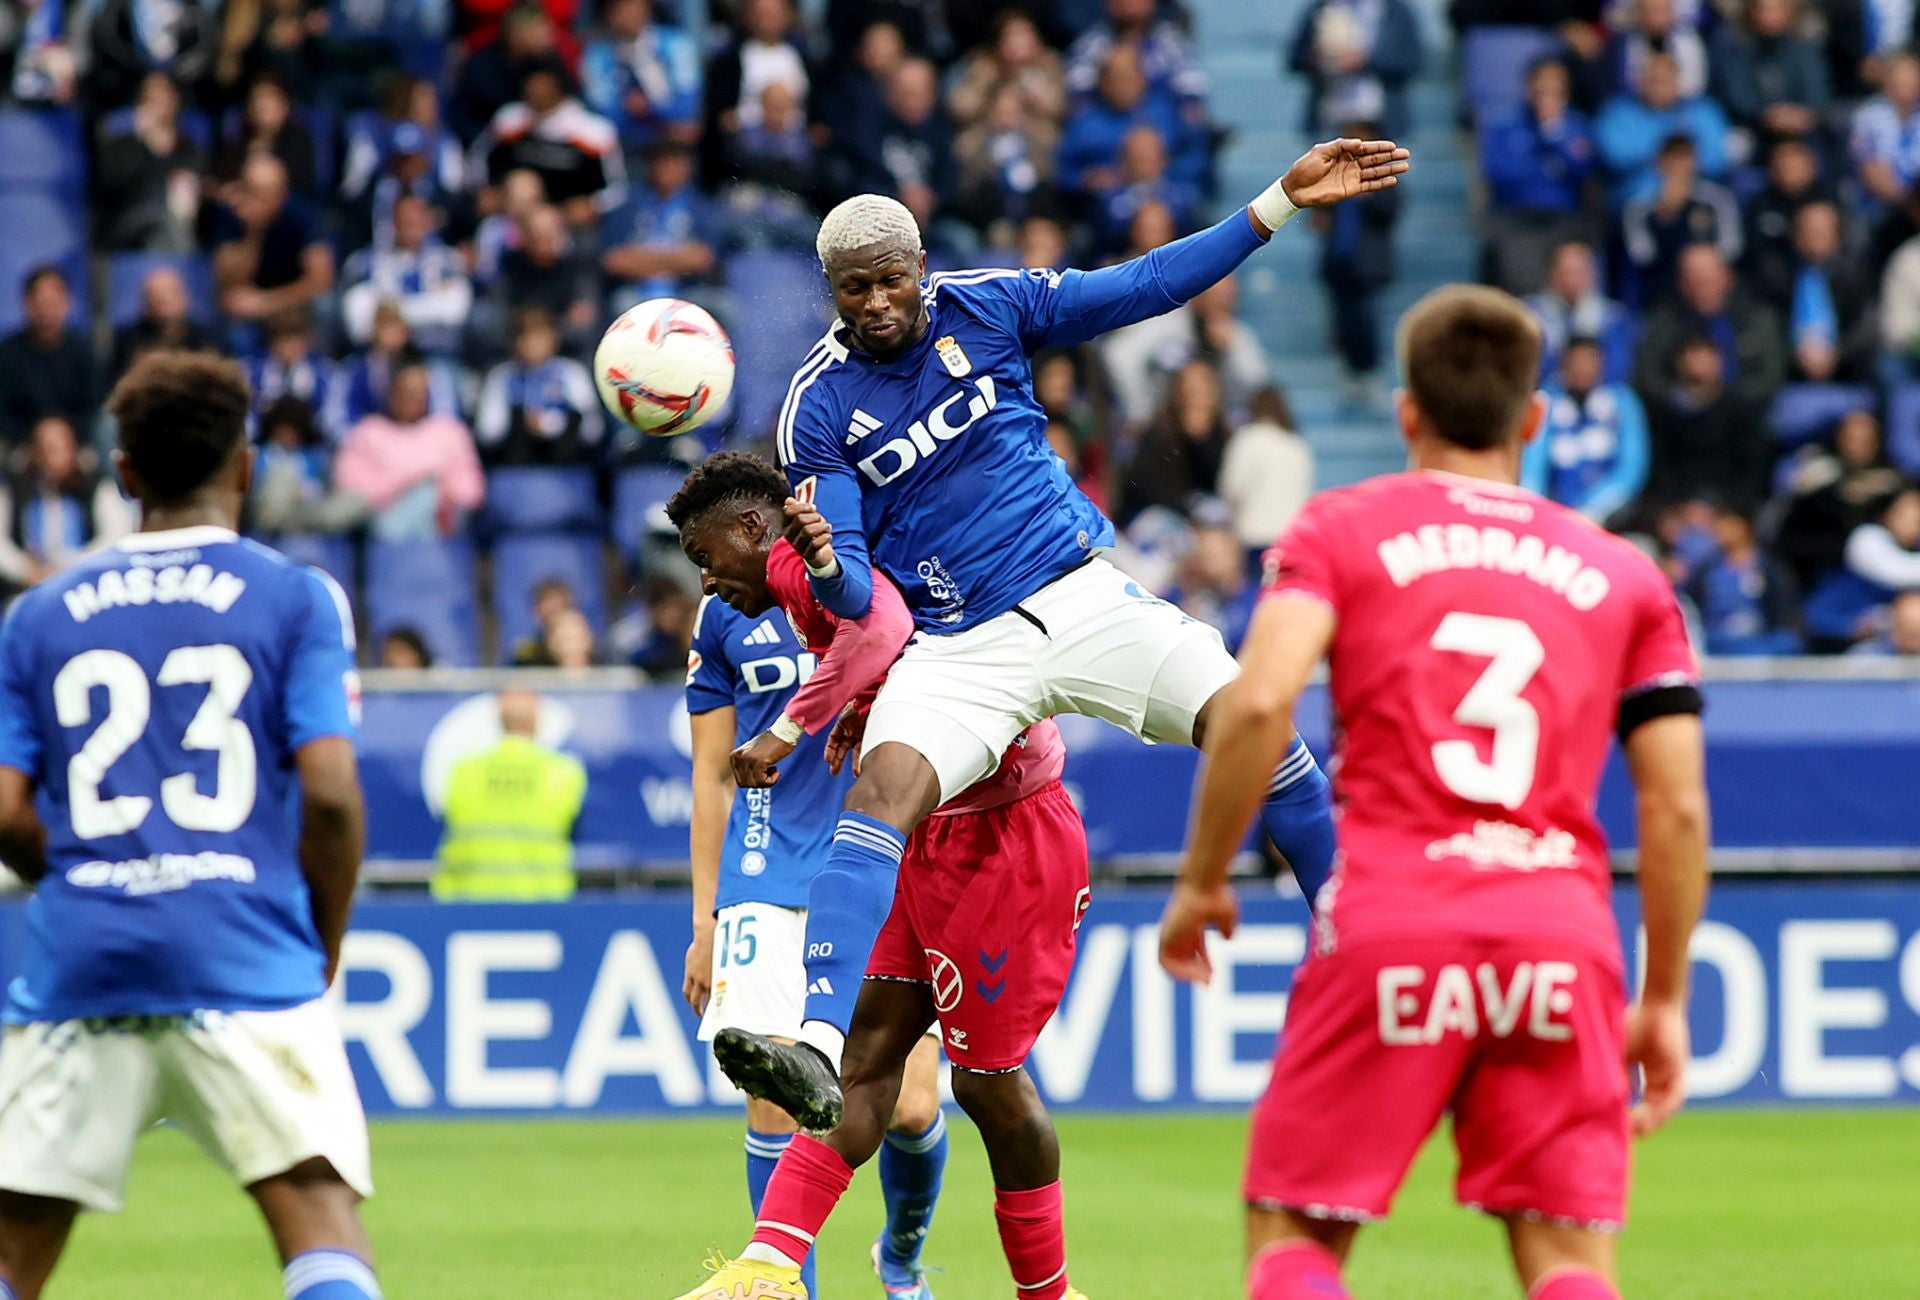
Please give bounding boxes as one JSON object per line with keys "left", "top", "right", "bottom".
{"left": 934, "top": 335, "right": 972, "bottom": 377}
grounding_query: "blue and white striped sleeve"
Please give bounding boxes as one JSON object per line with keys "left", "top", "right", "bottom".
{"left": 284, "top": 568, "right": 361, "bottom": 750}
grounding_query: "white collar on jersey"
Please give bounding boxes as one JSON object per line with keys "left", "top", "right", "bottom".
{"left": 1415, "top": 468, "right": 1535, "bottom": 497}
{"left": 116, "top": 525, "right": 240, "bottom": 553}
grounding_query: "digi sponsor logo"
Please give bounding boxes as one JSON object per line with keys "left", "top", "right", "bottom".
{"left": 856, "top": 378, "right": 999, "bottom": 486}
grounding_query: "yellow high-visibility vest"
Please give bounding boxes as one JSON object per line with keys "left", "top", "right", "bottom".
{"left": 433, "top": 736, "right": 587, "bottom": 901}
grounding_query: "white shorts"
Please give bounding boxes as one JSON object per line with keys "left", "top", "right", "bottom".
{"left": 698, "top": 901, "right": 808, "bottom": 1042}
{"left": 0, "top": 999, "right": 372, "bottom": 1213}
{"left": 863, "top": 556, "right": 1239, "bottom": 802}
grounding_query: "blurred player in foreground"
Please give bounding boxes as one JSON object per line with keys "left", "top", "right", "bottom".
{"left": 682, "top": 454, "right": 946, "bottom": 1298}
{"left": 670, "top": 453, "right": 1092, "bottom": 1300}
{"left": 1160, "top": 287, "right": 1710, "bottom": 1300}
{"left": 719, "top": 139, "right": 1403, "bottom": 1132}
{"left": 0, "top": 352, "right": 377, "bottom": 1300}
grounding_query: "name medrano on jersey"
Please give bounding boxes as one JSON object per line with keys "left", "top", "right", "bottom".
{"left": 1376, "top": 523, "right": 1612, "bottom": 612}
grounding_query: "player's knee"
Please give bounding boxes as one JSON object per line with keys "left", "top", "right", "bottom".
{"left": 842, "top": 745, "right": 942, "bottom": 829}
{"left": 950, "top": 1068, "right": 1043, "bottom": 1135}
{"left": 888, "top": 1077, "right": 941, "bottom": 1135}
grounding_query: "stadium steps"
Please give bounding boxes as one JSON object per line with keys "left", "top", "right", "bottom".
{"left": 1191, "top": 0, "right": 1476, "bottom": 486}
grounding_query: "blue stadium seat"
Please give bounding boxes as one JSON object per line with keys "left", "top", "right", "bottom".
{"left": 0, "top": 108, "right": 84, "bottom": 196}
{"left": 269, "top": 532, "right": 358, "bottom": 596}
{"left": 482, "top": 467, "right": 603, "bottom": 535}
{"left": 0, "top": 193, "right": 87, "bottom": 335}
{"left": 1888, "top": 383, "right": 1920, "bottom": 475}
{"left": 366, "top": 537, "right": 480, "bottom": 666}
{"left": 1769, "top": 384, "right": 1876, "bottom": 447}
{"left": 612, "top": 465, "right": 685, "bottom": 560}
{"left": 724, "top": 251, "right": 832, "bottom": 440}
{"left": 491, "top": 534, "right": 607, "bottom": 660}
{"left": 1460, "top": 27, "right": 1565, "bottom": 126}
{"left": 106, "top": 252, "right": 217, "bottom": 327}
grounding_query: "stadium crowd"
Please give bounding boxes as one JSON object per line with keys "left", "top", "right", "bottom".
{"left": 6, "top": 0, "right": 1920, "bottom": 664}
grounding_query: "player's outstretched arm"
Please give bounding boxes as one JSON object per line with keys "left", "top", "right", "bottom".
{"left": 1622, "top": 712, "right": 1710, "bottom": 1137}
{"left": 294, "top": 737, "right": 366, "bottom": 987}
{"left": 1160, "top": 595, "right": 1335, "bottom": 984}
{"left": 0, "top": 768, "right": 47, "bottom": 885}
{"left": 1256, "top": 137, "right": 1414, "bottom": 230}
{"left": 686, "top": 705, "right": 736, "bottom": 1014}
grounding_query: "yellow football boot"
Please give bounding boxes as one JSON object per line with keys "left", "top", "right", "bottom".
{"left": 668, "top": 1251, "right": 808, "bottom": 1300}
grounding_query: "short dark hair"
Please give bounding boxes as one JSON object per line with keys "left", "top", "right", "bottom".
{"left": 381, "top": 626, "right": 433, "bottom": 667}
{"left": 22, "top": 264, "right": 65, "bottom": 298}
{"left": 259, "top": 394, "right": 320, "bottom": 446}
{"left": 666, "top": 451, "right": 787, "bottom": 534}
{"left": 111, "top": 351, "right": 252, "bottom": 502}
{"left": 1397, "top": 285, "right": 1542, "bottom": 452}
{"left": 1658, "top": 132, "right": 1697, "bottom": 160}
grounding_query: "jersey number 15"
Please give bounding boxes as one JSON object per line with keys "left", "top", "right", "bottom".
{"left": 54, "top": 645, "right": 257, "bottom": 840}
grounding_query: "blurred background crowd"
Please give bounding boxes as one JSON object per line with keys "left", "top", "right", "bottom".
{"left": 4, "top": 0, "right": 1920, "bottom": 671}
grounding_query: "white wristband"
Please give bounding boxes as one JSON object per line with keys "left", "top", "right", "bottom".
{"left": 1249, "top": 178, "right": 1301, "bottom": 235}
{"left": 770, "top": 714, "right": 804, "bottom": 745}
{"left": 805, "top": 554, "right": 841, "bottom": 580}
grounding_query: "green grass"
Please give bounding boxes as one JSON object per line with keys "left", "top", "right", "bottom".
{"left": 42, "top": 1109, "right": 1920, "bottom": 1298}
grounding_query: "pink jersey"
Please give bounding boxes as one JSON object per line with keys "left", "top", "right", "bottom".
{"left": 765, "top": 540, "right": 1065, "bottom": 817}
{"left": 1263, "top": 471, "right": 1699, "bottom": 968}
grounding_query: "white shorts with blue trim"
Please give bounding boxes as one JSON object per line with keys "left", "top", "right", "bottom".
{"left": 699, "top": 901, "right": 809, "bottom": 1042}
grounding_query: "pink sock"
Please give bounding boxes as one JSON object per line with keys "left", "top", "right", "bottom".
{"left": 1530, "top": 1270, "right": 1621, "bottom": 1300}
{"left": 1247, "top": 1241, "right": 1350, "bottom": 1300}
{"left": 748, "top": 1135, "right": 855, "bottom": 1264}
{"left": 994, "top": 1182, "right": 1069, "bottom": 1300}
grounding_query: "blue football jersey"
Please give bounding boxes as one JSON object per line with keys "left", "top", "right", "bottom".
{"left": 0, "top": 527, "right": 359, "bottom": 1021}
{"left": 685, "top": 594, "right": 849, "bottom": 911}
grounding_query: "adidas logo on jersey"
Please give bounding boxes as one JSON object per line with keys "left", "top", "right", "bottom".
{"left": 844, "top": 408, "right": 884, "bottom": 445}
{"left": 743, "top": 620, "right": 782, "bottom": 647}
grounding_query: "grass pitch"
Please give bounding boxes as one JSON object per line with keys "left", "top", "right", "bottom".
{"left": 45, "top": 1108, "right": 1919, "bottom": 1298}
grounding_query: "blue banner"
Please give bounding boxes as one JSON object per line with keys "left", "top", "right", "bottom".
{"left": 279, "top": 881, "right": 1920, "bottom": 1114}
{"left": 357, "top": 678, "right": 1920, "bottom": 866}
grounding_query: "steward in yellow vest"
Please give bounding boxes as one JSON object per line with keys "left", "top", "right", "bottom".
{"left": 433, "top": 689, "right": 587, "bottom": 900}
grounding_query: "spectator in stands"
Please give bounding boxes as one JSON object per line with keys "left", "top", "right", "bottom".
{"left": 1103, "top": 274, "right": 1270, "bottom": 430}
{"left": 94, "top": 72, "right": 204, "bottom": 253}
{"left": 816, "top": 20, "right": 902, "bottom": 186}
{"left": 1119, "top": 358, "right": 1229, "bottom": 523}
{"left": 334, "top": 361, "right": 485, "bottom": 539}
{"left": 210, "top": 154, "right": 336, "bottom": 329}
{"left": 1035, "top": 347, "right": 1112, "bottom": 506}
{"left": 1775, "top": 408, "right": 1905, "bottom": 591}
{"left": 341, "top": 77, "right": 466, "bottom": 219}
{"left": 85, "top": 0, "right": 220, "bottom": 108}
{"left": 5, "top": 0, "right": 81, "bottom": 104}
{"left": 1746, "top": 135, "right": 1831, "bottom": 300}
{"left": 1709, "top": 0, "right": 1828, "bottom": 150}
{"left": 1803, "top": 485, "right": 1920, "bottom": 650}
{"left": 852, "top": 58, "right": 957, "bottom": 231}
{"left": 1850, "top": 51, "right": 1920, "bottom": 206}
{"left": 1684, "top": 498, "right": 1803, "bottom": 655}
{"left": 475, "top": 308, "right": 604, "bottom": 465}
{"left": 1068, "top": 0, "right": 1209, "bottom": 107}
{"left": 1123, "top": 198, "right": 1179, "bottom": 260}
{"left": 221, "top": 0, "right": 328, "bottom": 105}
{"left": 1850, "top": 589, "right": 1920, "bottom": 655}
{"left": 1595, "top": 50, "right": 1730, "bottom": 207}
{"left": 0, "top": 414, "right": 132, "bottom": 594}
{"left": 1643, "top": 333, "right": 1773, "bottom": 509}
{"left": 701, "top": 0, "right": 810, "bottom": 188}
{"left": 1875, "top": 224, "right": 1920, "bottom": 384}
{"left": 1527, "top": 239, "right": 1637, "bottom": 385}
{"left": 1060, "top": 44, "right": 1204, "bottom": 201}
{"left": 486, "top": 201, "right": 600, "bottom": 359}
{"left": 1609, "top": 0, "right": 1707, "bottom": 100}
{"left": 629, "top": 577, "right": 694, "bottom": 679}
{"left": 600, "top": 139, "right": 717, "bottom": 311}
{"left": 0, "top": 267, "right": 95, "bottom": 447}
{"left": 215, "top": 74, "right": 317, "bottom": 198}
{"left": 1773, "top": 201, "right": 1877, "bottom": 384}
{"left": 581, "top": 0, "right": 702, "bottom": 151}
{"left": 380, "top": 627, "right": 434, "bottom": 670}
{"left": 109, "top": 265, "right": 212, "bottom": 382}
{"left": 1286, "top": 0, "right": 1423, "bottom": 139}
{"left": 725, "top": 80, "right": 818, "bottom": 227}
{"left": 339, "top": 195, "right": 473, "bottom": 356}
{"left": 1480, "top": 58, "right": 1597, "bottom": 295}
{"left": 251, "top": 395, "right": 367, "bottom": 535}
{"left": 1522, "top": 335, "right": 1651, "bottom": 523}
{"left": 248, "top": 307, "right": 342, "bottom": 439}
{"left": 950, "top": 11, "right": 1066, "bottom": 139}
{"left": 1165, "top": 504, "right": 1258, "bottom": 653}
{"left": 954, "top": 81, "right": 1059, "bottom": 244}
{"left": 1620, "top": 133, "right": 1742, "bottom": 308}
{"left": 452, "top": 3, "right": 560, "bottom": 143}
{"left": 1087, "top": 125, "right": 1198, "bottom": 258}
{"left": 1314, "top": 117, "right": 1402, "bottom": 408}
{"left": 471, "top": 168, "right": 546, "bottom": 290}
{"left": 1818, "top": 0, "right": 1880, "bottom": 102}
{"left": 1218, "top": 386, "right": 1314, "bottom": 555}
{"left": 1635, "top": 243, "right": 1786, "bottom": 406}
{"left": 338, "top": 301, "right": 461, "bottom": 428}
{"left": 512, "top": 577, "right": 580, "bottom": 664}
{"left": 479, "top": 59, "right": 627, "bottom": 225}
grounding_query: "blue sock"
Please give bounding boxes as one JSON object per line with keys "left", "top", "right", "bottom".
{"left": 1259, "top": 736, "right": 1336, "bottom": 905}
{"left": 747, "top": 1128, "right": 817, "bottom": 1295}
{"left": 879, "top": 1111, "right": 948, "bottom": 1266}
{"left": 284, "top": 1249, "right": 381, "bottom": 1300}
{"left": 0, "top": 1279, "right": 17, "bottom": 1299}
{"left": 800, "top": 813, "right": 908, "bottom": 1052}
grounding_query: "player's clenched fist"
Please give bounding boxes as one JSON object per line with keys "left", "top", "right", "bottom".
{"left": 732, "top": 729, "right": 796, "bottom": 788}
{"left": 783, "top": 496, "right": 836, "bottom": 573}
{"left": 1157, "top": 880, "right": 1240, "bottom": 984}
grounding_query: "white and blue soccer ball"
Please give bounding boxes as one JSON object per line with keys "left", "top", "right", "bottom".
{"left": 593, "top": 298, "right": 735, "bottom": 436}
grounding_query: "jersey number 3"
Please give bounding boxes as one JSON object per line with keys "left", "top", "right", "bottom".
{"left": 1429, "top": 613, "right": 1544, "bottom": 812}
{"left": 54, "top": 645, "right": 257, "bottom": 840}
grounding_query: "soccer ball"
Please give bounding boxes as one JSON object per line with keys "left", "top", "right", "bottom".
{"left": 593, "top": 298, "right": 735, "bottom": 436}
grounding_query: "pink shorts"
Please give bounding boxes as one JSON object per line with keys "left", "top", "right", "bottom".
{"left": 1244, "top": 935, "right": 1630, "bottom": 1229}
{"left": 866, "top": 782, "right": 1090, "bottom": 1073}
